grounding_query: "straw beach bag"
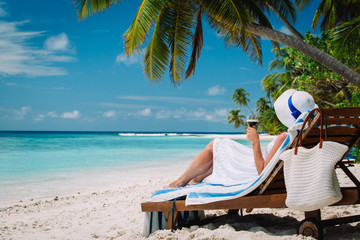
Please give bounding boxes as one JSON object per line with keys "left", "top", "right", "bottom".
{"left": 279, "top": 109, "right": 348, "bottom": 211}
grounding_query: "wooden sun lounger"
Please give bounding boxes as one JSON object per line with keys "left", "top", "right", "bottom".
{"left": 141, "top": 107, "right": 360, "bottom": 239}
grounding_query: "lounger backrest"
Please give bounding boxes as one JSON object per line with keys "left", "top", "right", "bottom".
{"left": 260, "top": 107, "right": 360, "bottom": 196}
{"left": 294, "top": 107, "right": 360, "bottom": 159}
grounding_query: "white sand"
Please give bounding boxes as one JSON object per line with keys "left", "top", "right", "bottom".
{"left": 1, "top": 164, "right": 360, "bottom": 240}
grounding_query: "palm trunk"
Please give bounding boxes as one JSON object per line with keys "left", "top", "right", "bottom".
{"left": 246, "top": 106, "right": 255, "bottom": 115}
{"left": 248, "top": 23, "right": 360, "bottom": 88}
{"left": 340, "top": 83, "right": 352, "bottom": 104}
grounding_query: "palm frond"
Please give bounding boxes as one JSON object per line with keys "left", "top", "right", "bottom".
{"left": 312, "top": 0, "right": 360, "bottom": 31}
{"left": 246, "top": 33, "right": 262, "bottom": 65}
{"left": 331, "top": 17, "right": 360, "bottom": 56}
{"left": 200, "top": 0, "right": 265, "bottom": 64}
{"left": 312, "top": 0, "right": 326, "bottom": 31}
{"left": 268, "top": 59, "right": 286, "bottom": 71}
{"left": 73, "top": 0, "right": 122, "bottom": 20}
{"left": 199, "top": 0, "right": 251, "bottom": 49}
{"left": 167, "top": 0, "right": 196, "bottom": 84}
{"left": 186, "top": 8, "right": 203, "bottom": 79}
{"left": 243, "top": 0, "right": 273, "bottom": 27}
{"left": 123, "top": 0, "right": 164, "bottom": 55}
{"left": 294, "top": 0, "right": 311, "bottom": 10}
{"left": 143, "top": 2, "right": 171, "bottom": 82}
{"left": 262, "top": 72, "right": 292, "bottom": 99}
{"left": 265, "top": 0, "right": 297, "bottom": 24}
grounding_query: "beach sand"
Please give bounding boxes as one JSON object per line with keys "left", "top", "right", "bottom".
{"left": 1, "top": 163, "right": 360, "bottom": 240}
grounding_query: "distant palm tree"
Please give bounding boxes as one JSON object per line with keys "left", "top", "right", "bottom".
{"left": 227, "top": 109, "right": 245, "bottom": 128}
{"left": 232, "top": 88, "right": 254, "bottom": 114}
{"left": 261, "top": 47, "right": 296, "bottom": 100}
{"left": 256, "top": 97, "right": 271, "bottom": 112}
{"left": 258, "top": 107, "right": 286, "bottom": 134}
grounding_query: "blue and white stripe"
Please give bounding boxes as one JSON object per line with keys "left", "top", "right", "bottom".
{"left": 146, "top": 111, "right": 311, "bottom": 206}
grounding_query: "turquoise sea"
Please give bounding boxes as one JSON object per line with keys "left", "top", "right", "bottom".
{"left": 0, "top": 131, "right": 259, "bottom": 206}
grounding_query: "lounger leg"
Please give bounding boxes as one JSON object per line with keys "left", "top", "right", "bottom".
{"left": 227, "top": 209, "right": 239, "bottom": 215}
{"left": 298, "top": 210, "right": 323, "bottom": 240}
{"left": 305, "top": 210, "right": 321, "bottom": 221}
{"left": 164, "top": 210, "right": 179, "bottom": 230}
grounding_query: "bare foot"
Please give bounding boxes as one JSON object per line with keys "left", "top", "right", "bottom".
{"left": 165, "top": 179, "right": 186, "bottom": 188}
{"left": 188, "top": 179, "right": 200, "bottom": 185}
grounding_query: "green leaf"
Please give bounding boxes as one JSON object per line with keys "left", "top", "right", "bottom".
{"left": 143, "top": 2, "right": 171, "bottom": 82}
{"left": 73, "top": 0, "right": 122, "bottom": 20}
{"left": 123, "top": 0, "right": 164, "bottom": 55}
{"left": 167, "top": 0, "right": 196, "bottom": 84}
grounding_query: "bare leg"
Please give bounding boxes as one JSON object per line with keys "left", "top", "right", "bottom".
{"left": 188, "top": 163, "right": 213, "bottom": 185}
{"left": 169, "top": 140, "right": 214, "bottom": 188}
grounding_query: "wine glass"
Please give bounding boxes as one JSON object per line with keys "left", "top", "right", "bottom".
{"left": 246, "top": 115, "right": 258, "bottom": 128}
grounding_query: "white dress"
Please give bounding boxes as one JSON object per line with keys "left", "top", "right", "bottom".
{"left": 204, "top": 137, "right": 276, "bottom": 186}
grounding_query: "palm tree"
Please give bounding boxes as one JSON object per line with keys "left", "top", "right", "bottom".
{"left": 227, "top": 109, "right": 245, "bottom": 128}
{"left": 296, "top": 0, "right": 360, "bottom": 72}
{"left": 308, "top": 0, "right": 360, "bottom": 32}
{"left": 73, "top": 0, "right": 360, "bottom": 87}
{"left": 257, "top": 107, "right": 286, "bottom": 134}
{"left": 232, "top": 88, "right": 254, "bottom": 114}
{"left": 256, "top": 97, "right": 270, "bottom": 112}
{"left": 261, "top": 47, "right": 297, "bottom": 100}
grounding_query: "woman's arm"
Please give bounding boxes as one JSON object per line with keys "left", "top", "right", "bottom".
{"left": 247, "top": 127, "right": 287, "bottom": 174}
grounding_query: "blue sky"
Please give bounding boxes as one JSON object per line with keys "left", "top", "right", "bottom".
{"left": 0, "top": 0, "right": 320, "bottom": 132}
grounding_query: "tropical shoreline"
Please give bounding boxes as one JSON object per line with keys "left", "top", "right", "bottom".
{"left": 2, "top": 132, "right": 358, "bottom": 239}
{"left": 0, "top": 133, "right": 275, "bottom": 207}
{"left": 1, "top": 164, "right": 359, "bottom": 240}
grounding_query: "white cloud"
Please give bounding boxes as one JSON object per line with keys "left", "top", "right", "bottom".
{"left": 239, "top": 67, "right": 250, "bottom": 71}
{"left": 0, "top": 2, "right": 7, "bottom": 17}
{"left": 34, "top": 114, "right": 45, "bottom": 121}
{"left": 116, "top": 95, "right": 227, "bottom": 105}
{"left": 139, "top": 108, "right": 151, "bottom": 116}
{"left": 205, "top": 108, "right": 228, "bottom": 122}
{"left": 44, "top": 33, "right": 74, "bottom": 52}
{"left": 154, "top": 107, "right": 228, "bottom": 123}
{"left": 103, "top": 110, "right": 116, "bottom": 118}
{"left": 13, "top": 106, "right": 31, "bottom": 120}
{"left": 0, "top": 20, "right": 76, "bottom": 77}
{"left": 207, "top": 85, "right": 226, "bottom": 96}
{"left": 47, "top": 111, "right": 58, "bottom": 118}
{"left": 115, "top": 52, "right": 143, "bottom": 66}
{"left": 61, "top": 110, "right": 80, "bottom": 119}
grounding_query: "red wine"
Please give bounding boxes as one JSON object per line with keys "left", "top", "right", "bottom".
{"left": 247, "top": 119, "right": 258, "bottom": 127}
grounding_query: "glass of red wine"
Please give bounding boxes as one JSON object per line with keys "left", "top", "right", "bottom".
{"left": 246, "top": 115, "right": 258, "bottom": 128}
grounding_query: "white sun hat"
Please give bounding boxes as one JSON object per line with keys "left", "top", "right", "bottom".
{"left": 274, "top": 89, "right": 318, "bottom": 128}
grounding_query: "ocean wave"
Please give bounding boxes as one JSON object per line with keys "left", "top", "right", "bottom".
{"left": 118, "top": 133, "right": 192, "bottom": 137}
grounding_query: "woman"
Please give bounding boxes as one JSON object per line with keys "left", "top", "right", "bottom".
{"left": 169, "top": 89, "right": 317, "bottom": 188}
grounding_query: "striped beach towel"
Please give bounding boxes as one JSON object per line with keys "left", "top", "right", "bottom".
{"left": 146, "top": 111, "right": 311, "bottom": 206}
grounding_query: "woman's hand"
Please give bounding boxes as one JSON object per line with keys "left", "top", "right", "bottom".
{"left": 247, "top": 127, "right": 259, "bottom": 145}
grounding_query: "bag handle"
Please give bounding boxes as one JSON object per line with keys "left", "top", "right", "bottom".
{"left": 294, "top": 108, "right": 326, "bottom": 155}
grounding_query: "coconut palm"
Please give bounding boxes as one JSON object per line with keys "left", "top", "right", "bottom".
{"left": 227, "top": 109, "right": 245, "bottom": 128}
{"left": 73, "top": 0, "right": 360, "bottom": 87}
{"left": 296, "top": 0, "right": 360, "bottom": 59}
{"left": 256, "top": 97, "right": 271, "bottom": 112}
{"left": 232, "top": 88, "right": 254, "bottom": 114}
{"left": 309, "top": 0, "right": 360, "bottom": 32}
{"left": 257, "top": 107, "right": 286, "bottom": 134}
{"left": 261, "top": 47, "right": 297, "bottom": 100}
